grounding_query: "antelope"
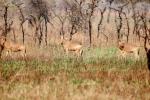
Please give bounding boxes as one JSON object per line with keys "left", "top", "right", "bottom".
{"left": 117, "top": 40, "right": 140, "bottom": 60}
{"left": 0, "top": 36, "right": 26, "bottom": 57}
{"left": 60, "top": 36, "right": 83, "bottom": 56}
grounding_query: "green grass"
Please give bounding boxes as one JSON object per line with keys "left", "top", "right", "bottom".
{"left": 0, "top": 47, "right": 147, "bottom": 79}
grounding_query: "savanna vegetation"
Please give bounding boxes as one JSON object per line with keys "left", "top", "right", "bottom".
{"left": 0, "top": 0, "right": 149, "bottom": 99}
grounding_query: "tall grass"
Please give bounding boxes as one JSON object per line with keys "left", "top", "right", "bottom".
{"left": 0, "top": 47, "right": 149, "bottom": 100}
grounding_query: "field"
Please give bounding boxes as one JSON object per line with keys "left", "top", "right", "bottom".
{"left": 0, "top": 1, "right": 150, "bottom": 99}
{"left": 0, "top": 45, "right": 149, "bottom": 100}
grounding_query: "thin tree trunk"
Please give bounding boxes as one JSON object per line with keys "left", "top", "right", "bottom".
{"left": 69, "top": 24, "right": 76, "bottom": 40}
{"left": 107, "top": 8, "right": 111, "bottom": 23}
{"left": 21, "top": 22, "right": 25, "bottom": 44}
{"left": 89, "top": 18, "right": 92, "bottom": 46}
{"left": 0, "top": 6, "right": 8, "bottom": 58}
{"left": 44, "top": 19, "right": 48, "bottom": 45}
{"left": 39, "top": 22, "right": 43, "bottom": 46}
{"left": 146, "top": 50, "right": 150, "bottom": 70}
{"left": 3, "top": 6, "right": 8, "bottom": 37}
{"left": 97, "top": 8, "right": 106, "bottom": 38}
{"left": 12, "top": 28, "right": 16, "bottom": 43}
{"left": 124, "top": 13, "right": 130, "bottom": 42}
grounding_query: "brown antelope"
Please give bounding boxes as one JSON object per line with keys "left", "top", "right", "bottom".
{"left": 0, "top": 36, "right": 26, "bottom": 57}
{"left": 60, "top": 36, "right": 83, "bottom": 56}
{"left": 118, "top": 40, "right": 140, "bottom": 59}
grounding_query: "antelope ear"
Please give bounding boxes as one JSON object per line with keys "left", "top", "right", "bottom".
{"left": 60, "top": 35, "right": 64, "bottom": 45}
{"left": 119, "top": 45, "right": 124, "bottom": 50}
{"left": 60, "top": 35, "right": 64, "bottom": 40}
{"left": 118, "top": 39, "right": 122, "bottom": 44}
{"left": 65, "top": 37, "right": 69, "bottom": 41}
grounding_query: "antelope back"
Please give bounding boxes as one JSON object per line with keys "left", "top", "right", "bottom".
{"left": 118, "top": 41, "right": 138, "bottom": 52}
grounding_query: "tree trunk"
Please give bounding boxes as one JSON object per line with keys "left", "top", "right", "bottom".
{"left": 89, "top": 19, "right": 92, "bottom": 46}
{"left": 39, "top": 22, "right": 43, "bottom": 46}
{"left": 0, "top": 46, "right": 4, "bottom": 59}
{"left": 3, "top": 6, "right": 8, "bottom": 37}
{"left": 146, "top": 50, "right": 150, "bottom": 70}
{"left": 0, "top": 6, "right": 8, "bottom": 58}
{"left": 21, "top": 22, "right": 25, "bottom": 44}
{"left": 12, "top": 29, "right": 16, "bottom": 43}
{"left": 69, "top": 25, "right": 74, "bottom": 41}
{"left": 44, "top": 19, "right": 48, "bottom": 45}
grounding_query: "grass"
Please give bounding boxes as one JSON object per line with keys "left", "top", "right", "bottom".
{"left": 0, "top": 46, "right": 149, "bottom": 100}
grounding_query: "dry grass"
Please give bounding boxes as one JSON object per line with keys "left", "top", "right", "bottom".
{"left": 0, "top": 45, "right": 149, "bottom": 100}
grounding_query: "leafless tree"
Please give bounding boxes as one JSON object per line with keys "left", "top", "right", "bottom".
{"left": 110, "top": 2, "right": 128, "bottom": 42}
{"left": 97, "top": 7, "right": 106, "bottom": 38}
{"left": 64, "top": 0, "right": 100, "bottom": 45}
{"left": 0, "top": 5, "right": 13, "bottom": 58}
{"left": 135, "top": 7, "right": 150, "bottom": 70}
{"left": 52, "top": 7, "right": 68, "bottom": 39}
{"left": 86, "top": 0, "right": 100, "bottom": 45}
{"left": 64, "top": 0, "right": 85, "bottom": 40}
{"left": 130, "top": 1, "right": 139, "bottom": 36}
{"left": 106, "top": 0, "right": 114, "bottom": 23}
{"left": 19, "top": 0, "right": 55, "bottom": 46}
{"left": 14, "top": 4, "right": 26, "bottom": 44}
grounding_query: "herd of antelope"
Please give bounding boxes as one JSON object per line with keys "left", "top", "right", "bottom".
{"left": 0, "top": 34, "right": 144, "bottom": 60}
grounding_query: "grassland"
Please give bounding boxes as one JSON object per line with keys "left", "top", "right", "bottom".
{"left": 0, "top": 46, "right": 149, "bottom": 100}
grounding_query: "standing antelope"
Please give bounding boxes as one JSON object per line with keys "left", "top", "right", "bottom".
{"left": 60, "top": 36, "right": 83, "bottom": 56}
{"left": 118, "top": 40, "right": 140, "bottom": 59}
{"left": 0, "top": 36, "right": 26, "bottom": 57}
